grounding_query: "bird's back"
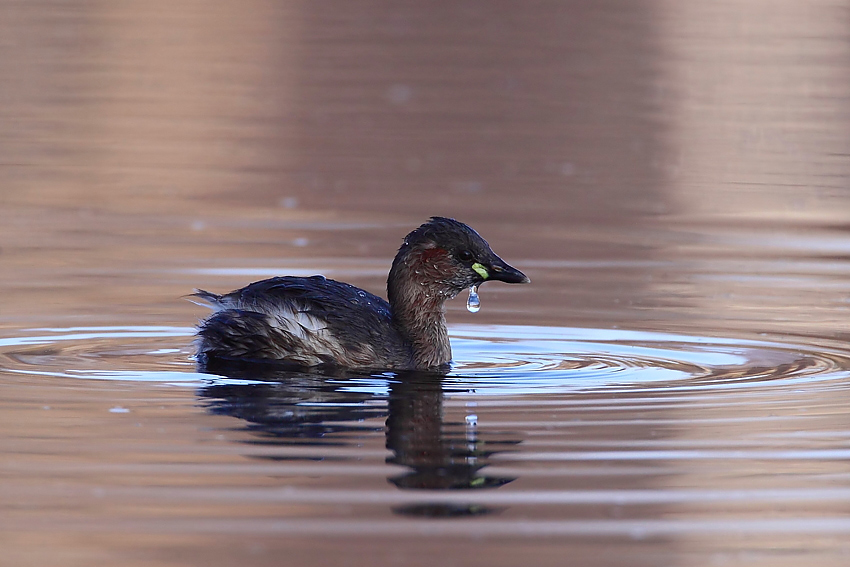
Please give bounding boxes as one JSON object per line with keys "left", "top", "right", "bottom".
{"left": 193, "top": 276, "right": 413, "bottom": 368}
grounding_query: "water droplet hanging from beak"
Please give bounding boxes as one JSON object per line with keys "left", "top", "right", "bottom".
{"left": 467, "top": 285, "right": 481, "bottom": 313}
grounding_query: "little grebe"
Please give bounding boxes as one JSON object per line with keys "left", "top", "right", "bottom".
{"left": 192, "top": 217, "right": 529, "bottom": 370}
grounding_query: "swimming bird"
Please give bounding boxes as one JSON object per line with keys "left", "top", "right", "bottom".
{"left": 191, "top": 217, "right": 529, "bottom": 370}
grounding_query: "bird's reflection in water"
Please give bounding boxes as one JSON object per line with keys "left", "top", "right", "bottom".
{"left": 198, "top": 359, "right": 519, "bottom": 517}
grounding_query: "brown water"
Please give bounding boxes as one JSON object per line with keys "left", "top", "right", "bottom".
{"left": 3, "top": 1, "right": 850, "bottom": 565}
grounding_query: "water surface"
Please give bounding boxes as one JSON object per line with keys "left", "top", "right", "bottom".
{"left": 3, "top": 1, "right": 850, "bottom": 566}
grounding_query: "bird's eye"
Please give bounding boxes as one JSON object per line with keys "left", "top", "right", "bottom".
{"left": 457, "top": 250, "right": 474, "bottom": 263}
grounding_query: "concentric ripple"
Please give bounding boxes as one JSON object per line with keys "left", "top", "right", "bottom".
{"left": 0, "top": 326, "right": 205, "bottom": 385}
{"left": 1, "top": 324, "right": 849, "bottom": 394}
{"left": 448, "top": 325, "right": 850, "bottom": 394}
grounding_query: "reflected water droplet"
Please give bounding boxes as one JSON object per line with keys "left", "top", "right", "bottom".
{"left": 467, "top": 285, "right": 480, "bottom": 313}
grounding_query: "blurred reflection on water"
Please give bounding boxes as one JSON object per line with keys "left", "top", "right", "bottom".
{"left": 200, "top": 363, "right": 519, "bottom": 517}
{"left": 3, "top": 0, "right": 850, "bottom": 566}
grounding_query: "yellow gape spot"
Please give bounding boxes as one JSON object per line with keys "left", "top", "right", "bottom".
{"left": 471, "top": 263, "right": 489, "bottom": 279}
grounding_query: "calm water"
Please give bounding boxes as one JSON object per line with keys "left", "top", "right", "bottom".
{"left": 3, "top": 1, "right": 850, "bottom": 566}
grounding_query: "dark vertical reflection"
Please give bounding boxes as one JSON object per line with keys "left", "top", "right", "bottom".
{"left": 286, "top": 0, "right": 670, "bottom": 226}
{"left": 386, "top": 376, "right": 517, "bottom": 517}
{"left": 198, "top": 362, "right": 519, "bottom": 516}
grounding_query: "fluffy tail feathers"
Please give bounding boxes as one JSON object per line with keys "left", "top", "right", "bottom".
{"left": 186, "top": 289, "right": 223, "bottom": 310}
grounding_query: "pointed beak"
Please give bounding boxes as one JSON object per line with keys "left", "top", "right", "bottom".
{"left": 486, "top": 257, "right": 530, "bottom": 284}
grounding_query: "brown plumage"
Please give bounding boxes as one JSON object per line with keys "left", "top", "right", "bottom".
{"left": 191, "top": 217, "right": 529, "bottom": 370}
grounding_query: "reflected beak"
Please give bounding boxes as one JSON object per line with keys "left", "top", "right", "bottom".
{"left": 487, "top": 258, "right": 530, "bottom": 284}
